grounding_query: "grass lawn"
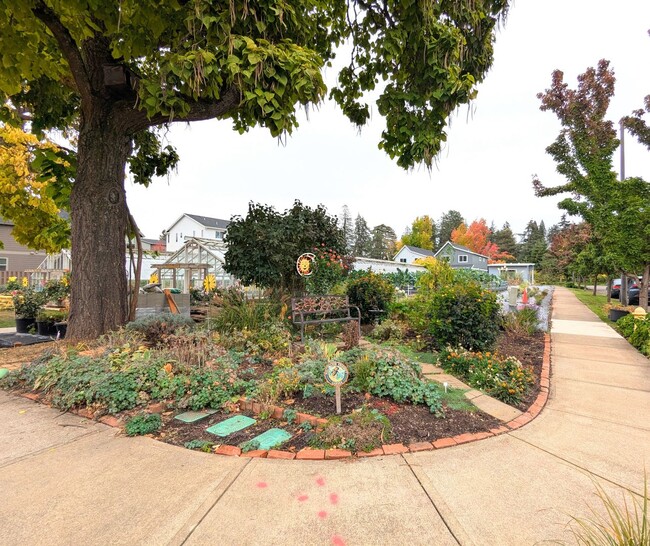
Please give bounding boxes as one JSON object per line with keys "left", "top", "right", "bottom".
{"left": 569, "top": 288, "right": 616, "bottom": 326}
{"left": 0, "top": 309, "right": 15, "bottom": 328}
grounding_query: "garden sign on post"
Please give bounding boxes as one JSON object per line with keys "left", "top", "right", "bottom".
{"left": 324, "top": 362, "right": 349, "bottom": 415}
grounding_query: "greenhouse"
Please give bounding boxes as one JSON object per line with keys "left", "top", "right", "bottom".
{"left": 153, "top": 237, "right": 235, "bottom": 293}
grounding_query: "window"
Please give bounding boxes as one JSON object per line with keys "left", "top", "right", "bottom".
{"left": 399, "top": 258, "right": 407, "bottom": 263}
{"left": 166, "top": 234, "right": 170, "bottom": 243}
{"left": 216, "top": 231, "right": 223, "bottom": 240}
{"left": 0, "top": 257, "right": 7, "bottom": 271}
{"left": 458, "top": 255, "right": 468, "bottom": 263}
{"left": 441, "top": 256, "right": 450, "bottom": 263}
{"left": 175, "top": 233, "right": 178, "bottom": 242}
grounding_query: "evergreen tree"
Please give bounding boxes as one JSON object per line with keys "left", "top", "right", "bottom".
{"left": 491, "top": 222, "right": 518, "bottom": 260}
{"left": 370, "top": 224, "right": 397, "bottom": 260}
{"left": 340, "top": 205, "right": 355, "bottom": 254}
{"left": 517, "top": 220, "right": 548, "bottom": 266}
{"left": 437, "top": 210, "right": 465, "bottom": 249}
{"left": 352, "top": 214, "right": 372, "bottom": 256}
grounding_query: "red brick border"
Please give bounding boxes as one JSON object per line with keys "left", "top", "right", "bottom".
{"left": 11, "top": 332, "right": 552, "bottom": 460}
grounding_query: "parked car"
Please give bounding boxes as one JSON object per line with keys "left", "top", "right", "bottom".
{"left": 628, "top": 286, "right": 649, "bottom": 306}
{"left": 611, "top": 276, "right": 641, "bottom": 299}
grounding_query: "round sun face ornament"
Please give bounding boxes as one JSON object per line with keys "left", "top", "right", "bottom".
{"left": 296, "top": 253, "right": 315, "bottom": 276}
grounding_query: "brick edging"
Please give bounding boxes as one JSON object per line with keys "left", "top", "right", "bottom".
{"left": 16, "top": 334, "right": 552, "bottom": 461}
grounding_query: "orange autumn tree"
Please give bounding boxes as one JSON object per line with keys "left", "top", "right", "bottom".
{"left": 451, "top": 219, "right": 514, "bottom": 262}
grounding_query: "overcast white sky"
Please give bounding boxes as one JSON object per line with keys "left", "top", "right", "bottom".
{"left": 125, "top": 0, "right": 650, "bottom": 242}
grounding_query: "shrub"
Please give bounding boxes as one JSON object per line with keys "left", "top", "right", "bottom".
{"left": 346, "top": 349, "right": 442, "bottom": 414}
{"left": 305, "top": 247, "right": 348, "bottom": 295}
{"left": 369, "top": 319, "right": 404, "bottom": 342}
{"left": 125, "top": 413, "right": 162, "bottom": 436}
{"left": 125, "top": 313, "right": 195, "bottom": 346}
{"left": 617, "top": 314, "right": 650, "bottom": 357}
{"left": 440, "top": 348, "right": 534, "bottom": 405}
{"left": 409, "top": 283, "right": 501, "bottom": 351}
{"left": 347, "top": 272, "right": 395, "bottom": 324}
{"left": 310, "top": 407, "right": 391, "bottom": 452}
{"left": 217, "top": 322, "right": 291, "bottom": 359}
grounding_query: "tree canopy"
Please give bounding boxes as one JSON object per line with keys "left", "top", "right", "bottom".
{"left": 450, "top": 218, "right": 513, "bottom": 262}
{"left": 534, "top": 60, "right": 650, "bottom": 308}
{"left": 399, "top": 215, "right": 436, "bottom": 250}
{"left": 224, "top": 200, "right": 344, "bottom": 292}
{"left": 0, "top": 0, "right": 509, "bottom": 338}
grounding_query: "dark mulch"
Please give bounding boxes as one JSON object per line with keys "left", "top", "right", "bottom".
{"left": 292, "top": 391, "right": 501, "bottom": 445}
{"left": 495, "top": 330, "right": 545, "bottom": 411}
{"left": 153, "top": 409, "right": 313, "bottom": 452}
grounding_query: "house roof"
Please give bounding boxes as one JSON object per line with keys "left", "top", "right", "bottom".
{"left": 164, "top": 213, "right": 230, "bottom": 233}
{"left": 185, "top": 214, "right": 230, "bottom": 230}
{"left": 142, "top": 238, "right": 164, "bottom": 245}
{"left": 434, "top": 241, "right": 488, "bottom": 260}
{"left": 400, "top": 245, "right": 437, "bottom": 257}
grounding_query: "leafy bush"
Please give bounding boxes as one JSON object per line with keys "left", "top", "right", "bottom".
{"left": 440, "top": 348, "right": 534, "bottom": 405}
{"left": 305, "top": 246, "right": 348, "bottom": 295}
{"left": 408, "top": 283, "right": 501, "bottom": 351}
{"left": 125, "top": 413, "right": 162, "bottom": 436}
{"left": 125, "top": 313, "right": 195, "bottom": 346}
{"left": 617, "top": 314, "right": 650, "bottom": 356}
{"left": 346, "top": 349, "right": 442, "bottom": 414}
{"left": 5, "top": 343, "right": 255, "bottom": 414}
{"left": 217, "top": 322, "right": 291, "bottom": 359}
{"left": 347, "top": 272, "right": 395, "bottom": 324}
{"left": 184, "top": 439, "right": 214, "bottom": 452}
{"left": 369, "top": 319, "right": 404, "bottom": 342}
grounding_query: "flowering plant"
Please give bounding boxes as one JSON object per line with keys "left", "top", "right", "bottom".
{"left": 5, "top": 276, "right": 20, "bottom": 291}
{"left": 12, "top": 287, "right": 46, "bottom": 318}
{"left": 305, "top": 245, "right": 348, "bottom": 295}
{"left": 440, "top": 347, "right": 534, "bottom": 405}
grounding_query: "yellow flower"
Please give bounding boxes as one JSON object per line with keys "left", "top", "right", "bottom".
{"left": 203, "top": 274, "right": 216, "bottom": 292}
{"left": 149, "top": 272, "right": 159, "bottom": 284}
{"left": 8, "top": 276, "right": 16, "bottom": 282}
{"left": 21, "top": 276, "right": 28, "bottom": 287}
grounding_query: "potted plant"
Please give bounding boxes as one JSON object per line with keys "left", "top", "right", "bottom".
{"left": 36, "top": 309, "right": 67, "bottom": 337}
{"left": 12, "top": 287, "right": 46, "bottom": 333}
{"left": 605, "top": 303, "right": 635, "bottom": 322}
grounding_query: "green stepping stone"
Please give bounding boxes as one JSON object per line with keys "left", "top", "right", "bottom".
{"left": 206, "top": 415, "right": 256, "bottom": 437}
{"left": 249, "top": 428, "right": 292, "bottom": 450}
{"left": 174, "top": 410, "right": 217, "bottom": 424}
{"left": 0, "top": 369, "right": 9, "bottom": 379}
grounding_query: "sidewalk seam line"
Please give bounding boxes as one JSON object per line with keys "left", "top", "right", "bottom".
{"left": 401, "top": 454, "right": 464, "bottom": 546}
{"left": 508, "top": 434, "right": 646, "bottom": 498}
{"left": 179, "top": 457, "right": 252, "bottom": 545}
{"left": 543, "top": 406, "right": 650, "bottom": 432}
{"left": 0, "top": 427, "right": 105, "bottom": 469}
{"left": 552, "top": 376, "right": 650, "bottom": 394}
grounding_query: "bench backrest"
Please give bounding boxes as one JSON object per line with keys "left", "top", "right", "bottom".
{"left": 291, "top": 295, "right": 350, "bottom": 314}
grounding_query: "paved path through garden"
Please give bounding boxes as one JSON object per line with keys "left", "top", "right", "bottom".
{"left": 1, "top": 287, "right": 648, "bottom": 545}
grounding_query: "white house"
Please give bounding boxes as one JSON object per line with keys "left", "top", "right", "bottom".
{"left": 354, "top": 256, "right": 426, "bottom": 275}
{"left": 488, "top": 263, "right": 536, "bottom": 284}
{"left": 434, "top": 241, "right": 489, "bottom": 271}
{"left": 163, "top": 213, "right": 230, "bottom": 252}
{"left": 393, "top": 245, "right": 437, "bottom": 265}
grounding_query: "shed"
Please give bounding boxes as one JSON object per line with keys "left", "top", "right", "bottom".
{"left": 488, "top": 263, "right": 536, "bottom": 284}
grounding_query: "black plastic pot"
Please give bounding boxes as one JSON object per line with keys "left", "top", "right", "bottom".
{"left": 608, "top": 309, "right": 630, "bottom": 322}
{"left": 15, "top": 317, "right": 36, "bottom": 334}
{"left": 54, "top": 322, "right": 67, "bottom": 339}
{"left": 36, "top": 321, "right": 58, "bottom": 336}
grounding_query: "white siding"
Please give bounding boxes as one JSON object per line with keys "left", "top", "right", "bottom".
{"left": 165, "top": 216, "right": 211, "bottom": 251}
{"left": 393, "top": 247, "right": 430, "bottom": 264}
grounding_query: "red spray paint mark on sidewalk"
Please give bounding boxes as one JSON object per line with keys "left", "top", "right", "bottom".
{"left": 332, "top": 536, "right": 346, "bottom": 546}
{"left": 256, "top": 482, "right": 268, "bottom": 489}
{"left": 329, "top": 493, "right": 339, "bottom": 505}
{"left": 316, "top": 477, "right": 325, "bottom": 486}
{"left": 297, "top": 494, "right": 309, "bottom": 502}
{"left": 318, "top": 510, "right": 328, "bottom": 519}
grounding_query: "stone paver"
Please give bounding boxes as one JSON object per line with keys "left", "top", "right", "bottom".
{"left": 248, "top": 428, "right": 292, "bottom": 450}
{"left": 470, "top": 393, "right": 523, "bottom": 422}
{"left": 174, "top": 410, "right": 217, "bottom": 423}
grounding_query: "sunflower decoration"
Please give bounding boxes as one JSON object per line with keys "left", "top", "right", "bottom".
{"left": 296, "top": 253, "right": 315, "bottom": 276}
{"left": 149, "top": 272, "right": 159, "bottom": 284}
{"left": 203, "top": 273, "right": 217, "bottom": 292}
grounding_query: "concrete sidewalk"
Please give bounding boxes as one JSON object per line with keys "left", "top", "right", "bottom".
{"left": 1, "top": 287, "right": 648, "bottom": 545}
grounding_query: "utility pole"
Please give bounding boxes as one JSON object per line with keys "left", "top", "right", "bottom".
{"left": 619, "top": 120, "right": 628, "bottom": 305}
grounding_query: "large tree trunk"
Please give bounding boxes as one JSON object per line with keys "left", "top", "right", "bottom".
{"left": 67, "top": 110, "right": 132, "bottom": 340}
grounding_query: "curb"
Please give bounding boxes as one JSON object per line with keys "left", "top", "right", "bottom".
{"left": 14, "top": 334, "right": 552, "bottom": 461}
